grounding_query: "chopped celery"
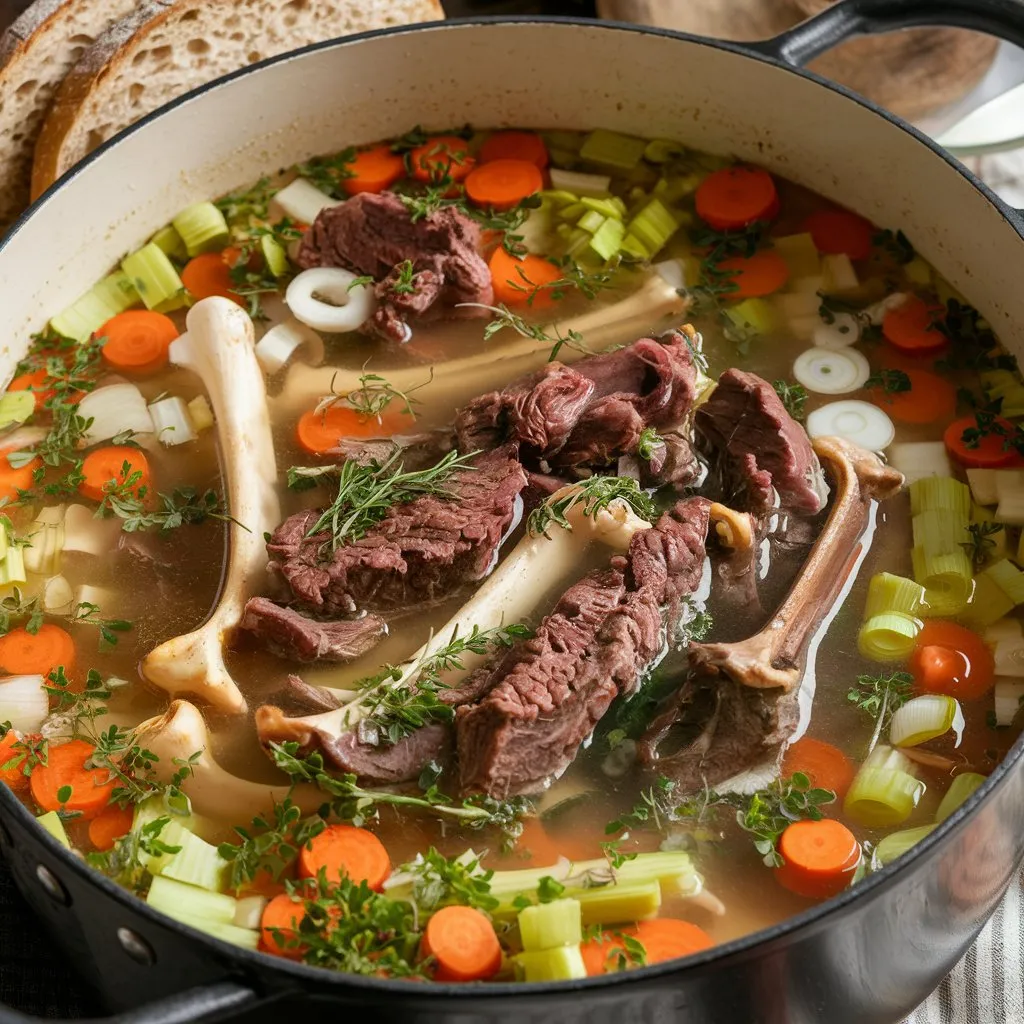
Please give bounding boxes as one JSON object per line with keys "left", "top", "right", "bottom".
{"left": 994, "top": 636, "right": 1024, "bottom": 677}
{"left": 903, "top": 256, "right": 932, "bottom": 286}
{"left": 889, "top": 694, "right": 962, "bottom": 747}
{"left": 36, "top": 810, "right": 70, "bottom": 849}
{"left": 982, "top": 559, "right": 1024, "bottom": 605}
{"left": 260, "top": 234, "right": 290, "bottom": 277}
{"left": 150, "top": 225, "right": 188, "bottom": 262}
{"left": 173, "top": 913, "right": 260, "bottom": 951}
{"left": 912, "top": 546, "right": 973, "bottom": 617}
{"left": 626, "top": 198, "right": 678, "bottom": 257}
{"left": 575, "top": 880, "right": 661, "bottom": 926}
{"left": 724, "top": 298, "right": 777, "bottom": 336}
{"left": 579, "top": 129, "right": 647, "bottom": 170}
{"left": 652, "top": 172, "right": 702, "bottom": 204}
{"left": 23, "top": 508, "right": 64, "bottom": 577}
{"left": 961, "top": 572, "right": 1015, "bottom": 629}
{"left": 548, "top": 168, "right": 612, "bottom": 198}
{"left": 873, "top": 825, "right": 935, "bottom": 867}
{"left": 858, "top": 613, "right": 920, "bottom": 662}
{"left": 539, "top": 189, "right": 583, "bottom": 207}
{"left": 589, "top": 217, "right": 625, "bottom": 261}
{"left": 620, "top": 233, "right": 650, "bottom": 261}
{"left": 173, "top": 201, "right": 230, "bottom": 257}
{"left": 93, "top": 271, "right": 141, "bottom": 316}
{"left": 122, "top": 242, "right": 187, "bottom": 312}
{"left": 558, "top": 202, "right": 586, "bottom": 223}
{"left": 935, "top": 773, "right": 987, "bottom": 822}
{"left": 773, "top": 233, "right": 820, "bottom": 279}
{"left": 994, "top": 680, "right": 1024, "bottom": 727}
{"left": 50, "top": 288, "right": 121, "bottom": 342}
{"left": 515, "top": 946, "right": 587, "bottom": 982}
{"left": 864, "top": 573, "right": 925, "bottom": 618}
{"left": 577, "top": 209, "right": 606, "bottom": 235}
{"left": 518, "top": 898, "right": 582, "bottom": 951}
{"left": 0, "top": 391, "right": 36, "bottom": 429}
{"left": 643, "top": 138, "right": 687, "bottom": 164}
{"left": 580, "top": 196, "right": 624, "bottom": 220}
{"left": 913, "top": 510, "right": 970, "bottom": 556}
{"left": 160, "top": 829, "right": 229, "bottom": 892}
{"left": 820, "top": 253, "right": 858, "bottom": 293}
{"left": 843, "top": 745, "right": 924, "bottom": 828}
{"left": 0, "top": 547, "right": 26, "bottom": 586}
{"left": 147, "top": 875, "right": 237, "bottom": 925}
{"left": 909, "top": 477, "right": 971, "bottom": 517}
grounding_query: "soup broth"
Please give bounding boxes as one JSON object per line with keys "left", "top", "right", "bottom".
{"left": 1, "top": 125, "right": 1021, "bottom": 981}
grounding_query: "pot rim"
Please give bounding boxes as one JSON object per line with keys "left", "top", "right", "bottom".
{"left": 2, "top": 12, "right": 1022, "bottom": 1002}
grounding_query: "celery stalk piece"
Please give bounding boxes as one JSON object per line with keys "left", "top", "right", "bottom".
{"left": 150, "top": 225, "right": 188, "bottom": 262}
{"left": 539, "top": 189, "right": 583, "bottom": 207}
{"left": 934, "top": 772, "right": 987, "bottom": 822}
{"left": 627, "top": 198, "right": 678, "bottom": 257}
{"left": 50, "top": 289, "right": 122, "bottom": 343}
{"left": 909, "top": 477, "right": 971, "bottom": 518}
{"left": 724, "top": 298, "right": 777, "bottom": 336}
{"left": 960, "top": 573, "right": 1015, "bottom": 629}
{"left": 579, "top": 196, "right": 624, "bottom": 221}
{"left": 122, "top": 242, "right": 187, "bottom": 312}
{"left": 557, "top": 202, "right": 586, "bottom": 224}
{"left": 643, "top": 138, "right": 687, "bottom": 164}
{"left": 36, "top": 810, "right": 71, "bottom": 849}
{"left": 146, "top": 875, "right": 237, "bottom": 925}
{"left": 772, "top": 232, "right": 821, "bottom": 279}
{"left": 0, "top": 391, "right": 35, "bottom": 429}
{"left": 858, "top": 613, "right": 920, "bottom": 662}
{"left": 518, "top": 898, "right": 583, "bottom": 951}
{"left": 172, "top": 913, "right": 261, "bottom": 951}
{"left": 0, "top": 546, "right": 27, "bottom": 586}
{"left": 579, "top": 129, "right": 647, "bottom": 171}
{"left": 173, "top": 201, "right": 231, "bottom": 257}
{"left": 589, "top": 218, "right": 625, "bottom": 262}
{"left": 982, "top": 559, "right": 1024, "bottom": 605}
{"left": 576, "top": 209, "right": 606, "bottom": 235}
{"left": 864, "top": 573, "right": 925, "bottom": 618}
{"left": 260, "top": 235, "right": 290, "bottom": 277}
{"left": 93, "top": 271, "right": 141, "bottom": 316}
{"left": 873, "top": 825, "right": 935, "bottom": 867}
{"left": 515, "top": 946, "right": 587, "bottom": 982}
{"left": 620, "top": 233, "right": 650, "bottom": 261}
{"left": 160, "top": 828, "right": 230, "bottom": 892}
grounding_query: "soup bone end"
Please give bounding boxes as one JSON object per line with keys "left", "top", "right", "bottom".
{"left": 140, "top": 298, "right": 280, "bottom": 715}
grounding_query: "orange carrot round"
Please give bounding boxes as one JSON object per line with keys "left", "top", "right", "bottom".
{"left": 343, "top": 145, "right": 406, "bottom": 196}
{"left": 944, "top": 415, "right": 1019, "bottom": 469}
{"left": 8, "top": 369, "right": 54, "bottom": 411}
{"left": 695, "top": 166, "right": 779, "bottom": 231}
{"left": 581, "top": 919, "right": 714, "bottom": 976}
{"left": 97, "top": 310, "right": 179, "bottom": 375}
{"left": 805, "top": 208, "right": 875, "bottom": 261}
{"left": 29, "top": 739, "right": 113, "bottom": 819}
{"left": 87, "top": 802, "right": 135, "bottom": 851}
{"left": 0, "top": 624, "right": 76, "bottom": 677}
{"left": 182, "top": 251, "right": 242, "bottom": 304}
{"left": 774, "top": 819, "right": 861, "bottom": 900}
{"left": 0, "top": 447, "right": 40, "bottom": 502}
{"left": 261, "top": 892, "right": 308, "bottom": 959}
{"left": 296, "top": 403, "right": 414, "bottom": 455}
{"left": 782, "top": 737, "right": 854, "bottom": 799}
{"left": 297, "top": 823, "right": 390, "bottom": 890}
{"left": 716, "top": 249, "right": 790, "bottom": 300}
{"left": 464, "top": 159, "right": 544, "bottom": 211}
{"left": 480, "top": 131, "right": 549, "bottom": 169}
{"left": 488, "top": 246, "right": 562, "bottom": 308}
{"left": 409, "top": 135, "right": 475, "bottom": 183}
{"left": 0, "top": 731, "right": 29, "bottom": 791}
{"left": 882, "top": 295, "right": 948, "bottom": 355}
{"left": 79, "top": 446, "right": 151, "bottom": 503}
{"left": 422, "top": 905, "right": 502, "bottom": 982}
{"left": 872, "top": 368, "right": 956, "bottom": 425}
{"left": 911, "top": 620, "right": 995, "bottom": 702}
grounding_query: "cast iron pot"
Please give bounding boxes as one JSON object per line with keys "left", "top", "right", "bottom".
{"left": 3, "top": 1, "right": 1024, "bottom": 1021}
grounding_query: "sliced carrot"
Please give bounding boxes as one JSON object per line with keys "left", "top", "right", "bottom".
{"left": 716, "top": 249, "right": 790, "bottom": 300}
{"left": 871, "top": 368, "right": 956, "bottom": 425}
{"left": 343, "top": 145, "right": 406, "bottom": 196}
{"left": 882, "top": 295, "right": 948, "bottom": 356}
{"left": 296, "top": 403, "right": 415, "bottom": 455}
{"left": 581, "top": 919, "right": 714, "bottom": 976}
{"left": 97, "top": 310, "right": 178, "bottom": 375}
{"left": 804, "top": 208, "right": 875, "bottom": 261}
{"left": 943, "top": 415, "right": 1019, "bottom": 469}
{"left": 0, "top": 624, "right": 76, "bottom": 677}
{"left": 0, "top": 731, "right": 29, "bottom": 791}
{"left": 260, "top": 892, "right": 307, "bottom": 959}
{"left": 8, "top": 369, "right": 54, "bottom": 411}
{"left": 0, "top": 447, "right": 41, "bottom": 502}
{"left": 695, "top": 166, "right": 779, "bottom": 231}
{"left": 488, "top": 246, "right": 562, "bottom": 308}
{"left": 297, "top": 824, "right": 390, "bottom": 891}
{"left": 782, "top": 737, "right": 854, "bottom": 799}
{"left": 464, "top": 159, "right": 544, "bottom": 211}
{"left": 422, "top": 905, "right": 502, "bottom": 982}
{"left": 87, "top": 802, "right": 135, "bottom": 851}
{"left": 182, "top": 251, "right": 242, "bottom": 304}
{"left": 29, "top": 739, "right": 113, "bottom": 819}
{"left": 409, "top": 135, "right": 475, "bottom": 183}
{"left": 78, "top": 446, "right": 151, "bottom": 503}
{"left": 911, "top": 620, "right": 995, "bottom": 702}
{"left": 480, "top": 131, "right": 549, "bottom": 169}
{"left": 774, "top": 819, "right": 861, "bottom": 900}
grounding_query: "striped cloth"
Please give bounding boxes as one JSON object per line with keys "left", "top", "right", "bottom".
{"left": 904, "top": 869, "right": 1024, "bottom": 1024}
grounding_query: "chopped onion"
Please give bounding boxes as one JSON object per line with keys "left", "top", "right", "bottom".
{"left": 806, "top": 400, "right": 894, "bottom": 451}
{"left": 994, "top": 679, "right": 1024, "bottom": 726}
{"left": 23, "top": 507, "right": 64, "bottom": 577}
{"left": 548, "top": 167, "right": 612, "bottom": 197}
{"left": 813, "top": 312, "right": 861, "bottom": 349}
{"left": 994, "top": 638, "right": 1024, "bottom": 678}
{"left": 233, "top": 895, "right": 268, "bottom": 931}
{"left": 935, "top": 772, "right": 987, "bottom": 823}
{"left": 843, "top": 745, "right": 925, "bottom": 828}
{"left": 149, "top": 397, "right": 197, "bottom": 446}
{"left": 272, "top": 178, "right": 341, "bottom": 225}
{"left": 42, "top": 575, "right": 74, "bottom": 613}
{"left": 888, "top": 441, "right": 952, "bottom": 486}
{"left": 286, "top": 268, "right": 376, "bottom": 334}
{"left": 873, "top": 825, "right": 936, "bottom": 868}
{"left": 966, "top": 468, "right": 998, "bottom": 507}
{"left": 78, "top": 383, "right": 154, "bottom": 445}
{"left": 63, "top": 504, "right": 121, "bottom": 558}
{"left": 652, "top": 258, "right": 685, "bottom": 291}
{"left": 0, "top": 674, "right": 47, "bottom": 733}
{"left": 255, "top": 319, "right": 323, "bottom": 373}
{"left": 985, "top": 618, "right": 1023, "bottom": 644}
{"left": 793, "top": 346, "right": 869, "bottom": 394}
{"left": 863, "top": 292, "right": 909, "bottom": 325}
{"left": 889, "top": 694, "right": 963, "bottom": 747}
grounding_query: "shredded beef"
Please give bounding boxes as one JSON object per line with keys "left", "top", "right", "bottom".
{"left": 318, "top": 724, "right": 453, "bottom": 787}
{"left": 268, "top": 447, "right": 527, "bottom": 615}
{"left": 296, "top": 192, "right": 492, "bottom": 343}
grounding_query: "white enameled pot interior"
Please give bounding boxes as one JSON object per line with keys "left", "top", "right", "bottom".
{"left": 2, "top": 20, "right": 1022, "bottom": 374}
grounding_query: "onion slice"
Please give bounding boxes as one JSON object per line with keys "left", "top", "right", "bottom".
{"left": 793, "top": 346, "right": 870, "bottom": 394}
{"left": 255, "top": 319, "right": 323, "bottom": 373}
{"left": 0, "top": 674, "right": 48, "bottom": 733}
{"left": 806, "top": 400, "right": 895, "bottom": 450}
{"left": 889, "top": 694, "right": 964, "bottom": 747}
{"left": 813, "top": 312, "right": 861, "bottom": 349}
{"left": 285, "top": 268, "right": 376, "bottom": 334}
{"left": 149, "top": 397, "right": 197, "bottom": 446}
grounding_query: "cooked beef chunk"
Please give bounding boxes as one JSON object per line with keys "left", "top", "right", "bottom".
{"left": 523, "top": 470, "right": 569, "bottom": 514}
{"left": 296, "top": 192, "right": 492, "bottom": 343}
{"left": 269, "top": 447, "right": 527, "bottom": 615}
{"left": 241, "top": 597, "right": 387, "bottom": 663}
{"left": 695, "top": 368, "right": 828, "bottom": 515}
{"left": 456, "top": 498, "right": 711, "bottom": 798}
{"left": 454, "top": 332, "right": 699, "bottom": 472}
{"left": 279, "top": 674, "right": 343, "bottom": 714}
{"left": 328, "top": 432, "right": 451, "bottom": 471}
{"left": 638, "top": 431, "right": 702, "bottom": 488}
{"left": 318, "top": 724, "right": 453, "bottom": 786}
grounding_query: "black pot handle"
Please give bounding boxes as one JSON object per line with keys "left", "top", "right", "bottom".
{"left": 751, "top": 0, "right": 1024, "bottom": 67}
{"left": 0, "top": 981, "right": 258, "bottom": 1024}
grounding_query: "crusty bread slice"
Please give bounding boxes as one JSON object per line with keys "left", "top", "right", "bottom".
{"left": 31, "top": 0, "right": 444, "bottom": 201}
{"left": 0, "top": 0, "right": 140, "bottom": 231}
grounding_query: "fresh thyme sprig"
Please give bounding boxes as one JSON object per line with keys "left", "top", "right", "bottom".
{"left": 848, "top": 670, "right": 914, "bottom": 754}
{"left": 734, "top": 773, "right": 836, "bottom": 867}
{"left": 527, "top": 476, "right": 657, "bottom": 538}
{"left": 462, "top": 301, "right": 589, "bottom": 362}
{"left": 314, "top": 368, "right": 432, "bottom": 425}
{"left": 865, "top": 368, "right": 912, "bottom": 396}
{"left": 773, "top": 380, "right": 809, "bottom": 422}
{"left": 97, "top": 467, "right": 239, "bottom": 534}
{"left": 295, "top": 148, "right": 357, "bottom": 198}
{"left": 0, "top": 590, "right": 131, "bottom": 651}
{"left": 962, "top": 521, "right": 1003, "bottom": 569}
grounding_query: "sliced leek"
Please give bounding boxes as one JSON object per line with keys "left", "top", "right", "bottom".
{"left": 843, "top": 745, "right": 925, "bottom": 828}
{"left": 911, "top": 548, "right": 973, "bottom": 617}
{"left": 889, "top": 695, "right": 963, "bottom": 748}
{"left": 273, "top": 177, "right": 340, "bottom": 225}
{"left": 864, "top": 573, "right": 925, "bottom": 618}
{"left": 260, "top": 234, "right": 290, "bottom": 277}
{"left": 858, "top": 613, "right": 920, "bottom": 662}
{"left": 150, "top": 225, "right": 188, "bottom": 262}
{"left": 77, "top": 383, "right": 154, "bottom": 445}
{"left": 172, "top": 202, "right": 230, "bottom": 257}
{"left": 909, "top": 477, "right": 971, "bottom": 518}
{"left": 984, "top": 559, "right": 1024, "bottom": 605}
{"left": 934, "top": 773, "right": 987, "bottom": 823}
{"left": 960, "top": 572, "right": 1015, "bottom": 629}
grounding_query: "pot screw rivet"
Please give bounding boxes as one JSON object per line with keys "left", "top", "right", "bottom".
{"left": 117, "top": 927, "right": 156, "bottom": 967}
{"left": 35, "top": 864, "right": 69, "bottom": 905}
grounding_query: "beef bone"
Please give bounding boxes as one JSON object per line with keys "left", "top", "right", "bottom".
{"left": 639, "top": 436, "right": 904, "bottom": 790}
